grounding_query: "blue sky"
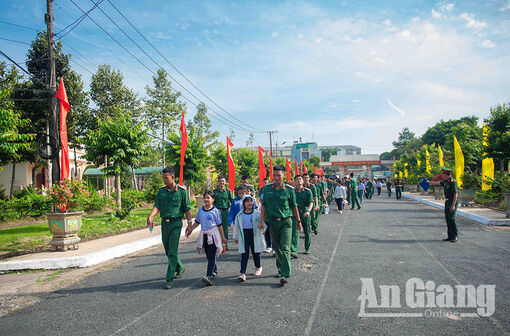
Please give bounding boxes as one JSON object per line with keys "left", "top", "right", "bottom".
{"left": 1, "top": 0, "right": 509, "bottom": 154}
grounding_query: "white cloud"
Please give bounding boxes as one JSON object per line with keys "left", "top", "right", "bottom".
{"left": 354, "top": 72, "right": 371, "bottom": 79}
{"left": 459, "top": 13, "right": 487, "bottom": 29}
{"left": 431, "top": 9, "right": 443, "bottom": 19}
{"left": 271, "top": 32, "right": 280, "bottom": 38}
{"left": 500, "top": 1, "right": 510, "bottom": 11}
{"left": 382, "top": 19, "right": 392, "bottom": 26}
{"left": 439, "top": 3, "right": 455, "bottom": 12}
{"left": 480, "top": 39, "right": 495, "bottom": 48}
{"left": 386, "top": 98, "right": 406, "bottom": 117}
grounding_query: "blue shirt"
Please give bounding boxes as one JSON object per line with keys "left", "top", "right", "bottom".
{"left": 195, "top": 206, "right": 222, "bottom": 231}
{"left": 228, "top": 196, "right": 258, "bottom": 225}
{"left": 241, "top": 211, "right": 254, "bottom": 229}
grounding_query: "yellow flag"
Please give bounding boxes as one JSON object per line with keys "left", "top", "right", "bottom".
{"left": 438, "top": 145, "right": 444, "bottom": 167}
{"left": 417, "top": 154, "right": 421, "bottom": 167}
{"left": 482, "top": 125, "right": 494, "bottom": 191}
{"left": 399, "top": 171, "right": 403, "bottom": 178}
{"left": 425, "top": 149, "right": 431, "bottom": 173}
{"left": 453, "top": 135, "right": 464, "bottom": 188}
{"left": 404, "top": 163, "right": 409, "bottom": 178}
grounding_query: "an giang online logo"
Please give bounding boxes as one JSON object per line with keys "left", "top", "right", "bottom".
{"left": 358, "top": 278, "right": 495, "bottom": 318}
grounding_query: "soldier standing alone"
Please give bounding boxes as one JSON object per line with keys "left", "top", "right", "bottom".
{"left": 430, "top": 167, "right": 459, "bottom": 242}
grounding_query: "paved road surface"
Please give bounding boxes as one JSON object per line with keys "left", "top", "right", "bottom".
{"left": 1, "top": 196, "right": 509, "bottom": 335}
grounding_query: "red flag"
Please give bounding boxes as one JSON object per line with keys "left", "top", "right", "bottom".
{"left": 55, "top": 77, "right": 70, "bottom": 181}
{"left": 303, "top": 164, "right": 308, "bottom": 174}
{"left": 269, "top": 151, "right": 273, "bottom": 180}
{"left": 227, "top": 137, "right": 235, "bottom": 193}
{"left": 294, "top": 160, "right": 299, "bottom": 176}
{"left": 258, "top": 146, "right": 266, "bottom": 189}
{"left": 179, "top": 113, "right": 188, "bottom": 186}
{"left": 286, "top": 158, "right": 291, "bottom": 182}
{"left": 313, "top": 166, "right": 317, "bottom": 175}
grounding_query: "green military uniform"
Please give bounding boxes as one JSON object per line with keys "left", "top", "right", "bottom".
{"left": 441, "top": 173, "right": 459, "bottom": 240}
{"left": 366, "top": 181, "right": 374, "bottom": 199}
{"left": 386, "top": 180, "right": 392, "bottom": 197}
{"left": 154, "top": 184, "right": 191, "bottom": 286}
{"left": 262, "top": 182, "right": 297, "bottom": 279}
{"left": 327, "top": 180, "right": 334, "bottom": 205}
{"left": 314, "top": 182, "right": 324, "bottom": 230}
{"left": 291, "top": 187, "right": 313, "bottom": 254}
{"left": 306, "top": 183, "right": 318, "bottom": 234}
{"left": 213, "top": 188, "right": 234, "bottom": 242}
{"left": 395, "top": 179, "right": 403, "bottom": 200}
{"left": 349, "top": 177, "right": 361, "bottom": 209}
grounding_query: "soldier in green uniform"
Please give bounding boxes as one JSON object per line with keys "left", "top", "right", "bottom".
{"left": 313, "top": 174, "right": 325, "bottom": 233}
{"left": 366, "top": 179, "right": 374, "bottom": 200}
{"left": 326, "top": 176, "right": 335, "bottom": 206}
{"left": 291, "top": 174, "right": 314, "bottom": 257}
{"left": 430, "top": 167, "right": 459, "bottom": 242}
{"left": 386, "top": 179, "right": 392, "bottom": 198}
{"left": 213, "top": 176, "right": 234, "bottom": 248}
{"left": 348, "top": 173, "right": 361, "bottom": 210}
{"left": 258, "top": 165, "right": 301, "bottom": 284}
{"left": 394, "top": 178, "right": 403, "bottom": 200}
{"left": 303, "top": 173, "right": 319, "bottom": 236}
{"left": 147, "top": 167, "right": 192, "bottom": 289}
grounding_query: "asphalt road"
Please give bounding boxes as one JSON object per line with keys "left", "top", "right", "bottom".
{"left": 1, "top": 195, "right": 509, "bottom": 336}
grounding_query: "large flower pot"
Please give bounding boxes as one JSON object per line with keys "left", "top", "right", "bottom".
{"left": 459, "top": 189, "right": 476, "bottom": 207}
{"left": 503, "top": 193, "right": 510, "bottom": 218}
{"left": 46, "top": 211, "right": 83, "bottom": 251}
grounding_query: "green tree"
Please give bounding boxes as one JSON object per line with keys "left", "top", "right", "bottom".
{"left": 233, "top": 148, "right": 258, "bottom": 181}
{"left": 188, "top": 102, "right": 219, "bottom": 149}
{"left": 84, "top": 112, "right": 149, "bottom": 211}
{"left": 484, "top": 103, "right": 510, "bottom": 171}
{"left": 321, "top": 147, "right": 337, "bottom": 162}
{"left": 245, "top": 133, "right": 255, "bottom": 149}
{"left": 144, "top": 69, "right": 185, "bottom": 166}
{"left": 309, "top": 155, "right": 321, "bottom": 167}
{"left": 165, "top": 125, "right": 209, "bottom": 191}
{"left": 210, "top": 142, "right": 228, "bottom": 176}
{"left": 391, "top": 127, "right": 422, "bottom": 159}
{"left": 90, "top": 64, "right": 139, "bottom": 122}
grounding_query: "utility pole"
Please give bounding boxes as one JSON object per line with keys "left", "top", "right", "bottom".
{"left": 268, "top": 130, "right": 277, "bottom": 157}
{"left": 46, "top": 0, "right": 59, "bottom": 184}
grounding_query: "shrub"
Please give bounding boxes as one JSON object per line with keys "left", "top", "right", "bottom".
{"left": 462, "top": 172, "right": 481, "bottom": 190}
{"left": 82, "top": 188, "right": 109, "bottom": 214}
{"left": 116, "top": 189, "right": 144, "bottom": 218}
{"left": 143, "top": 172, "right": 162, "bottom": 203}
{"left": 46, "top": 179, "right": 89, "bottom": 211}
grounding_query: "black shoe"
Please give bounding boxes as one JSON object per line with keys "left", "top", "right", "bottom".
{"left": 280, "top": 277, "right": 288, "bottom": 284}
{"left": 202, "top": 276, "right": 213, "bottom": 286}
{"left": 274, "top": 273, "right": 281, "bottom": 278}
{"left": 313, "top": 229, "right": 317, "bottom": 235}
{"left": 357, "top": 207, "right": 361, "bottom": 210}
{"left": 211, "top": 270, "right": 217, "bottom": 279}
{"left": 165, "top": 281, "right": 173, "bottom": 289}
{"left": 442, "top": 237, "right": 452, "bottom": 241}
{"left": 174, "top": 268, "right": 185, "bottom": 279}
{"left": 291, "top": 252, "right": 298, "bottom": 259}
{"left": 450, "top": 237, "right": 458, "bottom": 242}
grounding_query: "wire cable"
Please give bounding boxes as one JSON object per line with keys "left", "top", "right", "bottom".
{"left": 88, "top": 0, "right": 255, "bottom": 133}
{"left": 0, "top": 37, "right": 31, "bottom": 45}
{"left": 105, "top": 0, "right": 267, "bottom": 133}
{"left": 55, "top": 0, "right": 104, "bottom": 39}
{"left": 0, "top": 50, "right": 48, "bottom": 88}
{"left": 0, "top": 20, "right": 38, "bottom": 31}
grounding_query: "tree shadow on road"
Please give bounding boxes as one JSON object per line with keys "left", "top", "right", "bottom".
{"left": 350, "top": 236, "right": 439, "bottom": 244}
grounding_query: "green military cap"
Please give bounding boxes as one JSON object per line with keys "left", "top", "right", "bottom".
{"left": 441, "top": 167, "right": 453, "bottom": 173}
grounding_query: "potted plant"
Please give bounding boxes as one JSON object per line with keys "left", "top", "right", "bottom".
{"left": 459, "top": 172, "right": 481, "bottom": 207}
{"left": 45, "top": 179, "right": 89, "bottom": 251}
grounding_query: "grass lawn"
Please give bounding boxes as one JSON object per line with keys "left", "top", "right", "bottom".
{"left": 0, "top": 208, "right": 160, "bottom": 258}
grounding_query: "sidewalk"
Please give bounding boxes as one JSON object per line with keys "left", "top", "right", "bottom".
{"left": 0, "top": 220, "right": 193, "bottom": 272}
{"left": 403, "top": 192, "right": 510, "bottom": 225}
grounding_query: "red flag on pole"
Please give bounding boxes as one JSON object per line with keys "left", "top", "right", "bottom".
{"left": 313, "top": 166, "right": 317, "bottom": 175}
{"left": 269, "top": 151, "right": 273, "bottom": 180}
{"left": 294, "top": 160, "right": 299, "bottom": 176}
{"left": 258, "top": 146, "right": 266, "bottom": 189}
{"left": 286, "top": 158, "right": 291, "bottom": 182}
{"left": 227, "top": 137, "right": 235, "bottom": 193}
{"left": 55, "top": 77, "right": 70, "bottom": 181}
{"left": 179, "top": 113, "right": 188, "bottom": 187}
{"left": 303, "top": 163, "right": 308, "bottom": 174}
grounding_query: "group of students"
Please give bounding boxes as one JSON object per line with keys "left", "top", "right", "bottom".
{"left": 148, "top": 166, "right": 411, "bottom": 289}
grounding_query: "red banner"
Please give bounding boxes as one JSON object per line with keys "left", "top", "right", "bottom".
{"left": 294, "top": 160, "right": 299, "bottom": 176}
{"left": 258, "top": 146, "right": 266, "bottom": 189}
{"left": 303, "top": 164, "right": 308, "bottom": 174}
{"left": 55, "top": 77, "right": 70, "bottom": 181}
{"left": 179, "top": 113, "right": 188, "bottom": 186}
{"left": 286, "top": 158, "right": 291, "bottom": 182}
{"left": 269, "top": 151, "right": 273, "bottom": 180}
{"left": 227, "top": 137, "right": 235, "bottom": 193}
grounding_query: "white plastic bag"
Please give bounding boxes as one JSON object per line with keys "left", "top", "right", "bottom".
{"left": 324, "top": 205, "right": 330, "bottom": 215}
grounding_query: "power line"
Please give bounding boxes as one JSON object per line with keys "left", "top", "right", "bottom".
{"left": 0, "top": 37, "right": 31, "bottom": 45}
{"left": 105, "top": 0, "right": 267, "bottom": 133}
{"left": 56, "top": 0, "right": 104, "bottom": 39}
{"left": 0, "top": 50, "right": 48, "bottom": 88}
{"left": 0, "top": 20, "right": 39, "bottom": 31}
{"left": 88, "top": 0, "right": 255, "bottom": 134}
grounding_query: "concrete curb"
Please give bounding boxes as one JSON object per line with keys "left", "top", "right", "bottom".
{"left": 0, "top": 227, "right": 189, "bottom": 271}
{"left": 402, "top": 192, "right": 509, "bottom": 226}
